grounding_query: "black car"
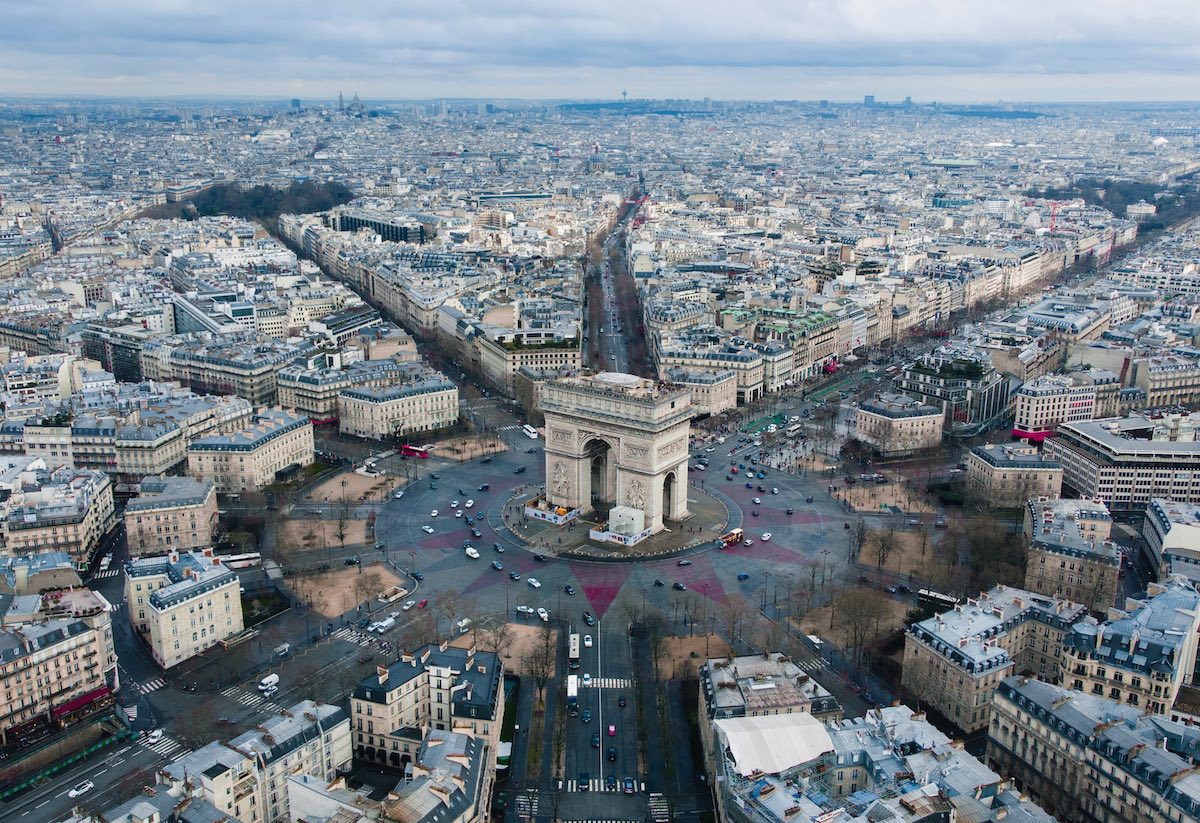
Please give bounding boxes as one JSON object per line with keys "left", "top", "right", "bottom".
{"left": 525, "top": 448, "right": 538, "bottom": 454}
{"left": 430, "top": 473, "right": 440, "bottom": 480}
{"left": 479, "top": 483, "right": 490, "bottom": 491}
{"left": 618, "top": 695, "right": 627, "bottom": 707}
{"left": 583, "top": 611, "right": 595, "bottom": 626}
{"left": 471, "top": 528, "right": 482, "bottom": 538}
{"left": 673, "top": 582, "right": 687, "bottom": 591}
{"left": 654, "top": 579, "right": 665, "bottom": 587}
{"left": 410, "top": 571, "right": 424, "bottom": 581}
{"left": 564, "top": 585, "right": 576, "bottom": 595}
{"left": 509, "top": 571, "right": 521, "bottom": 580}
{"left": 591, "top": 732, "right": 600, "bottom": 748}
{"left": 513, "top": 465, "right": 527, "bottom": 474}
{"left": 607, "top": 746, "right": 617, "bottom": 762}
{"left": 481, "top": 457, "right": 492, "bottom": 463}
{"left": 606, "top": 774, "right": 618, "bottom": 791}
{"left": 579, "top": 772, "right": 590, "bottom": 792}
{"left": 534, "top": 554, "right": 547, "bottom": 563}
{"left": 786, "top": 508, "right": 794, "bottom": 515}
{"left": 493, "top": 542, "right": 506, "bottom": 553}
{"left": 344, "top": 557, "right": 359, "bottom": 566}
{"left": 430, "top": 483, "right": 438, "bottom": 490}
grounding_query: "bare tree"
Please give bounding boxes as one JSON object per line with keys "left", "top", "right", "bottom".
{"left": 642, "top": 606, "right": 668, "bottom": 680}
{"left": 522, "top": 622, "right": 557, "bottom": 703}
{"left": 354, "top": 569, "right": 382, "bottom": 608}
{"left": 834, "top": 587, "right": 891, "bottom": 669}
{"left": 720, "top": 594, "right": 750, "bottom": 654}
{"left": 873, "top": 527, "right": 898, "bottom": 574}
{"left": 476, "top": 618, "right": 515, "bottom": 659}
{"left": 850, "top": 517, "right": 868, "bottom": 563}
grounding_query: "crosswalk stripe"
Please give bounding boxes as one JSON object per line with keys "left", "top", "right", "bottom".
{"left": 123, "top": 706, "right": 138, "bottom": 720}
{"left": 582, "top": 677, "right": 631, "bottom": 689}
{"left": 565, "top": 779, "right": 628, "bottom": 793}
{"left": 90, "top": 569, "right": 120, "bottom": 579}
{"left": 170, "top": 748, "right": 193, "bottom": 761}
{"left": 137, "top": 677, "right": 167, "bottom": 695}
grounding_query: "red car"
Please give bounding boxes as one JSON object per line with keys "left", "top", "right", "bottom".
{"left": 417, "top": 599, "right": 429, "bottom": 609}
{"left": 607, "top": 724, "right": 616, "bottom": 737}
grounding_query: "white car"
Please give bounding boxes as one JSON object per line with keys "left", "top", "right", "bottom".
{"left": 705, "top": 447, "right": 715, "bottom": 453}
{"left": 536, "top": 607, "right": 549, "bottom": 622}
{"left": 69, "top": 780, "right": 94, "bottom": 798}
{"left": 527, "top": 577, "right": 542, "bottom": 588}
{"left": 762, "top": 533, "right": 772, "bottom": 541}
{"left": 394, "top": 490, "right": 404, "bottom": 499}
{"left": 422, "top": 525, "right": 435, "bottom": 534}
{"left": 430, "top": 509, "right": 439, "bottom": 517}
{"left": 584, "top": 634, "right": 593, "bottom": 648}
{"left": 451, "top": 500, "right": 459, "bottom": 508}
{"left": 455, "top": 510, "right": 464, "bottom": 518}
{"left": 771, "top": 487, "right": 779, "bottom": 494}
{"left": 752, "top": 497, "right": 762, "bottom": 504}
{"left": 402, "top": 600, "right": 416, "bottom": 611}
{"left": 465, "top": 499, "right": 474, "bottom": 508}
{"left": 146, "top": 729, "right": 163, "bottom": 744}
{"left": 743, "top": 538, "right": 755, "bottom": 546}
{"left": 582, "top": 673, "right": 593, "bottom": 686}
{"left": 516, "top": 605, "right": 535, "bottom": 614}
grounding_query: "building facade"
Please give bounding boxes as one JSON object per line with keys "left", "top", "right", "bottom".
{"left": 964, "top": 443, "right": 1063, "bottom": 508}
{"left": 337, "top": 375, "right": 459, "bottom": 440}
{"left": 187, "top": 408, "right": 314, "bottom": 492}
{"left": 124, "top": 476, "right": 218, "bottom": 556}
{"left": 854, "top": 393, "right": 944, "bottom": 457}
{"left": 1024, "top": 497, "right": 1121, "bottom": 612}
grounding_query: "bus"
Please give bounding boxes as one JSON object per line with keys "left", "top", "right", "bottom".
{"left": 522, "top": 424, "right": 539, "bottom": 440}
{"left": 917, "top": 589, "right": 960, "bottom": 613}
{"left": 566, "top": 675, "right": 579, "bottom": 715}
{"left": 568, "top": 633, "right": 581, "bottom": 670}
{"left": 785, "top": 423, "right": 803, "bottom": 437}
{"left": 219, "top": 552, "right": 262, "bottom": 570}
{"left": 719, "top": 528, "right": 744, "bottom": 549}
{"left": 400, "top": 444, "right": 429, "bottom": 459}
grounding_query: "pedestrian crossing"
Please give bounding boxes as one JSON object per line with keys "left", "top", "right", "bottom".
{"left": 582, "top": 677, "right": 631, "bottom": 689}
{"left": 220, "top": 685, "right": 283, "bottom": 712}
{"left": 332, "top": 627, "right": 373, "bottom": 646}
{"left": 123, "top": 705, "right": 138, "bottom": 721}
{"left": 498, "top": 424, "right": 520, "bottom": 432}
{"left": 647, "top": 793, "right": 670, "bottom": 823}
{"left": 137, "top": 677, "right": 167, "bottom": 695}
{"left": 141, "top": 731, "right": 190, "bottom": 760}
{"left": 514, "top": 793, "right": 540, "bottom": 818}
{"left": 91, "top": 569, "right": 120, "bottom": 579}
{"left": 797, "top": 659, "right": 826, "bottom": 673}
{"left": 565, "top": 778, "right": 641, "bottom": 793}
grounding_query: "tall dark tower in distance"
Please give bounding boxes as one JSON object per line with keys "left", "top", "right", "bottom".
{"left": 338, "top": 91, "right": 344, "bottom": 111}
{"left": 622, "top": 90, "right": 628, "bottom": 104}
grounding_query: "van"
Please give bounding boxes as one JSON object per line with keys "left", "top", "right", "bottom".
{"left": 258, "top": 673, "right": 280, "bottom": 691}
{"left": 455, "top": 618, "right": 472, "bottom": 635}
{"left": 375, "top": 617, "right": 396, "bottom": 633}
{"left": 274, "top": 643, "right": 290, "bottom": 657}
{"left": 716, "top": 436, "right": 725, "bottom": 444}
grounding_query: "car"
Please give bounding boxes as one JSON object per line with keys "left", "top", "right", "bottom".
{"left": 417, "top": 599, "right": 428, "bottom": 608}
{"left": 751, "top": 510, "right": 759, "bottom": 517}
{"left": 618, "top": 695, "right": 627, "bottom": 707}
{"left": 592, "top": 731, "right": 601, "bottom": 747}
{"left": 430, "top": 509, "right": 439, "bottom": 517}
{"left": 262, "top": 685, "right": 279, "bottom": 698}
{"left": 752, "top": 497, "right": 762, "bottom": 504}
{"left": 402, "top": 600, "right": 416, "bottom": 611}
{"left": 533, "top": 554, "right": 547, "bottom": 562}
{"left": 410, "top": 571, "right": 424, "bottom": 581}
{"left": 607, "top": 745, "right": 617, "bottom": 761}
{"left": 583, "top": 611, "right": 595, "bottom": 626}
{"left": 745, "top": 482, "right": 753, "bottom": 489}
{"left": 471, "top": 528, "right": 482, "bottom": 538}
{"left": 885, "top": 585, "right": 898, "bottom": 594}
{"left": 762, "top": 532, "right": 772, "bottom": 541}
{"left": 582, "top": 672, "right": 592, "bottom": 686}
{"left": 677, "top": 559, "right": 692, "bottom": 566}
{"left": 344, "top": 557, "right": 359, "bottom": 566}
{"left": 606, "top": 774, "right": 618, "bottom": 791}
{"left": 69, "top": 780, "right": 94, "bottom": 798}
{"left": 430, "top": 473, "right": 440, "bottom": 480}
{"left": 564, "top": 585, "right": 576, "bottom": 595}
{"left": 465, "top": 499, "right": 474, "bottom": 508}
{"left": 455, "top": 510, "right": 464, "bottom": 518}
{"left": 421, "top": 525, "right": 435, "bottom": 534}
{"left": 897, "top": 584, "right": 912, "bottom": 593}
{"left": 492, "top": 561, "right": 504, "bottom": 570}
{"left": 509, "top": 571, "right": 522, "bottom": 580}
{"left": 756, "top": 471, "right": 766, "bottom": 479}
{"left": 608, "top": 724, "right": 616, "bottom": 737}
{"left": 464, "top": 546, "right": 480, "bottom": 559}
{"left": 861, "top": 692, "right": 874, "bottom": 704}
{"left": 393, "top": 490, "right": 405, "bottom": 499}
{"left": 743, "top": 538, "right": 754, "bottom": 546}
{"left": 579, "top": 771, "right": 590, "bottom": 791}
{"left": 771, "top": 487, "right": 779, "bottom": 494}
{"left": 737, "top": 572, "right": 750, "bottom": 581}
{"left": 493, "top": 542, "right": 506, "bottom": 552}
{"left": 757, "top": 485, "right": 766, "bottom": 492}
{"left": 516, "top": 604, "right": 534, "bottom": 614}
{"left": 705, "top": 447, "right": 715, "bottom": 453}
{"left": 786, "top": 508, "right": 794, "bottom": 515}
{"left": 358, "top": 617, "right": 371, "bottom": 628}
{"left": 430, "top": 483, "right": 438, "bottom": 490}
{"left": 528, "top": 577, "right": 542, "bottom": 588}
{"left": 465, "top": 515, "right": 474, "bottom": 524}
{"left": 536, "top": 607, "right": 549, "bottom": 622}
{"left": 479, "top": 483, "right": 490, "bottom": 491}
{"left": 654, "top": 579, "right": 665, "bottom": 587}
{"left": 480, "top": 456, "right": 492, "bottom": 463}
{"left": 726, "top": 474, "right": 734, "bottom": 481}
{"left": 147, "top": 729, "right": 163, "bottom": 744}
{"left": 624, "top": 777, "right": 636, "bottom": 794}
{"left": 584, "top": 634, "right": 593, "bottom": 647}
{"left": 673, "top": 582, "right": 687, "bottom": 591}
{"left": 514, "top": 466, "right": 527, "bottom": 474}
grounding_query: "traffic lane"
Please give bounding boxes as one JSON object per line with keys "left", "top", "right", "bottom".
{"left": 4, "top": 742, "right": 160, "bottom": 820}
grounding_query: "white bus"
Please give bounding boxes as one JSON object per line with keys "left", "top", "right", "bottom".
{"left": 568, "top": 633, "right": 581, "bottom": 670}
{"left": 522, "top": 424, "right": 539, "bottom": 440}
{"left": 785, "top": 423, "right": 803, "bottom": 437}
{"left": 566, "top": 674, "right": 579, "bottom": 714}
{"left": 219, "top": 552, "right": 261, "bottom": 570}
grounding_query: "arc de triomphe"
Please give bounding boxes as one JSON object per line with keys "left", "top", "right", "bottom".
{"left": 540, "top": 372, "right": 693, "bottom": 534}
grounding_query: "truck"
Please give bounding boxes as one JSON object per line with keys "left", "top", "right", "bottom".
{"left": 373, "top": 617, "right": 396, "bottom": 633}
{"left": 258, "top": 673, "right": 280, "bottom": 692}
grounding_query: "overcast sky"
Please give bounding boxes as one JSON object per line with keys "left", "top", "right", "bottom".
{"left": 2, "top": 0, "right": 1198, "bottom": 102}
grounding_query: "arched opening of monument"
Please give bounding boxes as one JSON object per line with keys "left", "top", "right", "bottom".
{"left": 585, "top": 438, "right": 613, "bottom": 506}
{"left": 662, "top": 471, "right": 677, "bottom": 521}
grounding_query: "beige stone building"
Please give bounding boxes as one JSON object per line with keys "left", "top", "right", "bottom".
{"left": 124, "top": 476, "right": 218, "bottom": 556}
{"left": 964, "top": 443, "right": 1063, "bottom": 508}
{"left": 1011, "top": 373, "right": 1100, "bottom": 440}
{"left": 854, "top": 393, "right": 944, "bottom": 457}
{"left": 337, "top": 374, "right": 459, "bottom": 440}
{"left": 350, "top": 644, "right": 505, "bottom": 771}
{"left": 1024, "top": 497, "right": 1120, "bottom": 612}
{"left": 1132, "top": 355, "right": 1200, "bottom": 408}
{"left": 0, "top": 467, "right": 116, "bottom": 565}
{"left": 663, "top": 367, "right": 737, "bottom": 417}
{"left": 902, "top": 584, "right": 1086, "bottom": 733}
{"left": 477, "top": 335, "right": 582, "bottom": 395}
{"left": 124, "top": 549, "right": 244, "bottom": 669}
{"left": 187, "top": 408, "right": 313, "bottom": 493}
{"left": 698, "top": 653, "right": 842, "bottom": 725}
{"left": 0, "top": 586, "right": 117, "bottom": 745}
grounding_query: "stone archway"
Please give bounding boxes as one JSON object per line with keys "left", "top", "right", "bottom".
{"left": 662, "top": 471, "right": 677, "bottom": 521}
{"left": 584, "top": 438, "right": 616, "bottom": 506}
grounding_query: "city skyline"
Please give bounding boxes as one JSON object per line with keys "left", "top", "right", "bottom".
{"left": 2, "top": 0, "right": 1199, "bottom": 102}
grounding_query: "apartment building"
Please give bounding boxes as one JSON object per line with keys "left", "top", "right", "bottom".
{"left": 1012, "top": 373, "right": 1100, "bottom": 441}
{"left": 187, "top": 408, "right": 314, "bottom": 493}
{"left": 902, "top": 585, "right": 1087, "bottom": 733}
{"left": 124, "top": 549, "right": 244, "bottom": 669}
{"left": 657, "top": 338, "right": 764, "bottom": 404}
{"left": 124, "top": 476, "right": 217, "bottom": 556}
{"left": 895, "top": 347, "right": 1010, "bottom": 436}
{"left": 663, "top": 367, "right": 737, "bottom": 417}
{"left": 1024, "top": 497, "right": 1120, "bottom": 611}
{"left": 0, "top": 467, "right": 116, "bottom": 564}
{"left": 1132, "top": 355, "right": 1200, "bottom": 408}
{"left": 277, "top": 352, "right": 406, "bottom": 421}
{"left": 964, "top": 443, "right": 1063, "bottom": 508}
{"left": 1061, "top": 577, "right": 1200, "bottom": 715}
{"left": 142, "top": 334, "right": 313, "bottom": 405}
{"left": 476, "top": 333, "right": 582, "bottom": 395}
{"left": 351, "top": 643, "right": 504, "bottom": 771}
{"left": 1044, "top": 413, "right": 1200, "bottom": 516}
{"left": 854, "top": 393, "right": 944, "bottom": 457}
{"left": 0, "top": 587, "right": 116, "bottom": 746}
{"left": 0, "top": 551, "right": 82, "bottom": 595}
{"left": 988, "top": 676, "right": 1200, "bottom": 823}
{"left": 699, "top": 653, "right": 842, "bottom": 725}
{"left": 1145, "top": 498, "right": 1200, "bottom": 583}
{"left": 337, "top": 373, "right": 459, "bottom": 440}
